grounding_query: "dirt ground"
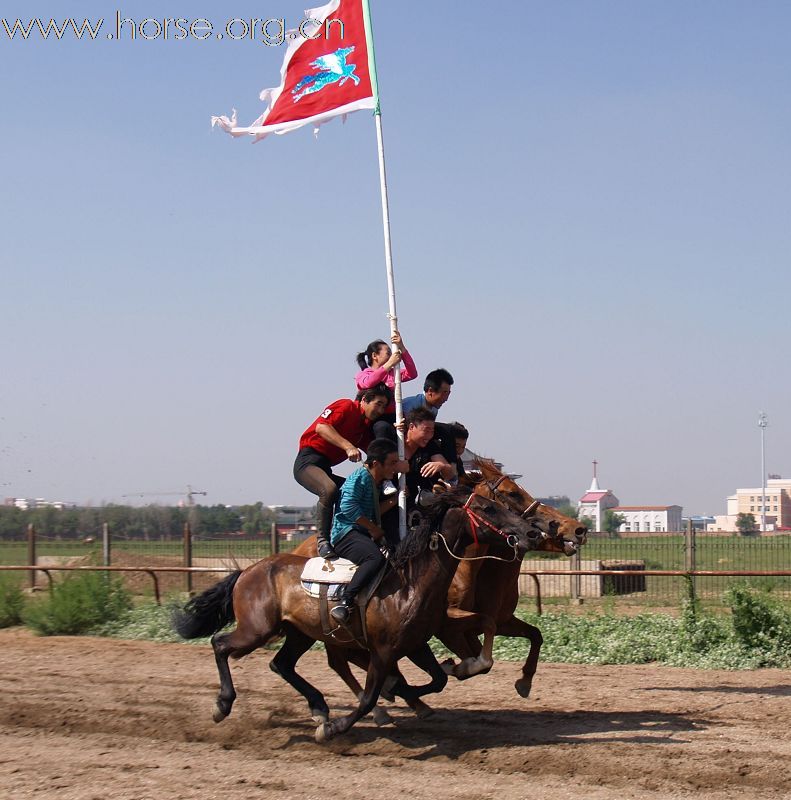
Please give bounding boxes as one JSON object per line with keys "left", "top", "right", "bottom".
{"left": 0, "top": 629, "right": 789, "bottom": 800}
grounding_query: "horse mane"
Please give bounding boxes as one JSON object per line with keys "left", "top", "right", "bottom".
{"left": 390, "top": 489, "right": 469, "bottom": 570}
{"left": 472, "top": 456, "right": 504, "bottom": 482}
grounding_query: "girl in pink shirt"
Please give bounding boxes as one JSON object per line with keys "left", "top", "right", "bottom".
{"left": 354, "top": 331, "right": 417, "bottom": 418}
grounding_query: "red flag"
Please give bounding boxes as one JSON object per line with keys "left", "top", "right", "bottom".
{"left": 212, "top": 0, "right": 376, "bottom": 141}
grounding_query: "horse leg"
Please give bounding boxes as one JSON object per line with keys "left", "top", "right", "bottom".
{"left": 494, "top": 614, "right": 543, "bottom": 698}
{"left": 212, "top": 622, "right": 273, "bottom": 723}
{"left": 315, "top": 652, "right": 391, "bottom": 743}
{"left": 438, "top": 608, "right": 497, "bottom": 680}
{"left": 325, "top": 645, "right": 394, "bottom": 726}
{"left": 341, "top": 648, "right": 436, "bottom": 720}
{"left": 270, "top": 626, "right": 330, "bottom": 724}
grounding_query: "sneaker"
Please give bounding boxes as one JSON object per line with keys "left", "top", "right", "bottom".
{"left": 330, "top": 602, "right": 352, "bottom": 623}
{"left": 382, "top": 480, "right": 398, "bottom": 496}
{"left": 317, "top": 540, "right": 335, "bottom": 559}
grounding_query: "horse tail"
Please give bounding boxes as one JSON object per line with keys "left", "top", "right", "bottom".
{"left": 172, "top": 570, "right": 241, "bottom": 640}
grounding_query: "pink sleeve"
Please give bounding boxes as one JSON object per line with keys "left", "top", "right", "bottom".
{"left": 399, "top": 349, "right": 418, "bottom": 383}
{"left": 356, "top": 366, "right": 389, "bottom": 390}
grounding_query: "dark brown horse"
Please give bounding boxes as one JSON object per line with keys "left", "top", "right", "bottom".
{"left": 174, "top": 489, "right": 545, "bottom": 742}
{"left": 293, "top": 459, "right": 587, "bottom": 711}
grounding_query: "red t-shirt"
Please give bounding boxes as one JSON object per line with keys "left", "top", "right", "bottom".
{"left": 298, "top": 399, "right": 374, "bottom": 466}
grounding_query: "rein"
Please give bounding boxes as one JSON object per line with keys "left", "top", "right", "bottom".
{"left": 431, "top": 530, "right": 519, "bottom": 564}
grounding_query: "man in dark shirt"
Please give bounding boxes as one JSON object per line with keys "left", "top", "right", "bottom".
{"left": 381, "top": 407, "right": 455, "bottom": 547}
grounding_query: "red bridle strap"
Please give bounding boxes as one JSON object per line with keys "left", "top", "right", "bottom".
{"left": 462, "top": 493, "right": 511, "bottom": 546}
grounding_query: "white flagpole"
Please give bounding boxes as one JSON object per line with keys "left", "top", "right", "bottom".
{"left": 362, "top": 0, "right": 407, "bottom": 540}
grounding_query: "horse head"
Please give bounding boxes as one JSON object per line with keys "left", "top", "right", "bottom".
{"left": 472, "top": 459, "right": 587, "bottom": 555}
{"left": 414, "top": 487, "right": 547, "bottom": 557}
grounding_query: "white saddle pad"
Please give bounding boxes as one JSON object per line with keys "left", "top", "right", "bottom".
{"left": 300, "top": 556, "right": 358, "bottom": 584}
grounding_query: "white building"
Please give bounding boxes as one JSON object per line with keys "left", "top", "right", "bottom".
{"left": 708, "top": 478, "right": 791, "bottom": 531}
{"left": 611, "top": 505, "right": 683, "bottom": 533}
{"left": 577, "top": 466, "right": 619, "bottom": 532}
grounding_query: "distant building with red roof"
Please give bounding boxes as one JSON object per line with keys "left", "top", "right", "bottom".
{"left": 577, "top": 462, "right": 619, "bottom": 531}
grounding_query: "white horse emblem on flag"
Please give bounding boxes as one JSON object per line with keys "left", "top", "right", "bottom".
{"left": 292, "top": 47, "right": 361, "bottom": 103}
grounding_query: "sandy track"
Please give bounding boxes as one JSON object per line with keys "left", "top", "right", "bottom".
{"left": 0, "top": 628, "right": 789, "bottom": 800}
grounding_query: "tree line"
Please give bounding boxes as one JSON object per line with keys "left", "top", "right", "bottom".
{"left": 0, "top": 503, "right": 282, "bottom": 540}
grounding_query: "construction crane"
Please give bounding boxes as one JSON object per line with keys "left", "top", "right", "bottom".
{"left": 122, "top": 485, "right": 208, "bottom": 506}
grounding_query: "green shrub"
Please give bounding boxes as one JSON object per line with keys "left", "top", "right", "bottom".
{"left": 725, "top": 584, "right": 791, "bottom": 661}
{"left": 0, "top": 576, "right": 26, "bottom": 627}
{"left": 23, "top": 571, "right": 131, "bottom": 636}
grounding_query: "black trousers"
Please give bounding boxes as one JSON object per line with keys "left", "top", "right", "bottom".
{"left": 293, "top": 448, "right": 345, "bottom": 542}
{"left": 332, "top": 529, "right": 385, "bottom": 601}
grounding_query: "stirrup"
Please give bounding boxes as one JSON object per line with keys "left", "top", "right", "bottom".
{"left": 330, "top": 602, "right": 352, "bottom": 623}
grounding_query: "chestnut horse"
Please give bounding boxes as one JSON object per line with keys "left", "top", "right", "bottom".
{"left": 174, "top": 489, "right": 544, "bottom": 742}
{"left": 293, "top": 459, "right": 588, "bottom": 712}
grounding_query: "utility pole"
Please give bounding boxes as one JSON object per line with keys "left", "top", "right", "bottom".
{"left": 758, "top": 412, "right": 768, "bottom": 533}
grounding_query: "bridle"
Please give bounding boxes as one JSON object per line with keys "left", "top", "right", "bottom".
{"left": 461, "top": 492, "right": 521, "bottom": 549}
{"left": 478, "top": 475, "right": 541, "bottom": 519}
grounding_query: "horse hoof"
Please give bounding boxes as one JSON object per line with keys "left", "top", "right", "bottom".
{"left": 413, "top": 702, "right": 434, "bottom": 720}
{"left": 311, "top": 708, "right": 329, "bottom": 724}
{"left": 315, "top": 722, "right": 332, "bottom": 743}
{"left": 212, "top": 704, "right": 228, "bottom": 723}
{"left": 441, "top": 661, "right": 456, "bottom": 676}
{"left": 515, "top": 679, "right": 532, "bottom": 699}
{"left": 373, "top": 707, "right": 394, "bottom": 726}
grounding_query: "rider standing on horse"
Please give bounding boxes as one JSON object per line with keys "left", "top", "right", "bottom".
{"left": 329, "top": 438, "right": 403, "bottom": 624}
{"left": 294, "top": 384, "right": 391, "bottom": 559}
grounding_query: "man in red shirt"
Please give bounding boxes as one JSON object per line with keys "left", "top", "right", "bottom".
{"left": 293, "top": 383, "right": 391, "bottom": 558}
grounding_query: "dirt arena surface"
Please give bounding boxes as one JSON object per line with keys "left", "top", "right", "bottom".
{"left": 0, "top": 628, "right": 789, "bottom": 800}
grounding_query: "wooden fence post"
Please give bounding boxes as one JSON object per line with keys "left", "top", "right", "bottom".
{"left": 570, "top": 549, "right": 582, "bottom": 604}
{"left": 270, "top": 522, "right": 279, "bottom": 555}
{"left": 102, "top": 522, "right": 111, "bottom": 567}
{"left": 685, "top": 518, "right": 697, "bottom": 604}
{"left": 27, "top": 523, "right": 36, "bottom": 590}
{"left": 183, "top": 522, "right": 193, "bottom": 594}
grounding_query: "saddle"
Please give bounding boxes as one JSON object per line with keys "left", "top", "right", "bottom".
{"left": 300, "top": 556, "right": 358, "bottom": 600}
{"left": 299, "top": 555, "right": 390, "bottom": 642}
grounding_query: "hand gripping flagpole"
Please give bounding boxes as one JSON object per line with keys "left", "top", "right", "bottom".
{"left": 362, "top": 0, "right": 407, "bottom": 541}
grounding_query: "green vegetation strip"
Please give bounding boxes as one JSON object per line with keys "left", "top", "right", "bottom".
{"left": 3, "top": 572, "right": 789, "bottom": 671}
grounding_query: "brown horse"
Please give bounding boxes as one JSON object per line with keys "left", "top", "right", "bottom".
{"left": 440, "top": 458, "right": 587, "bottom": 698}
{"left": 293, "top": 459, "right": 587, "bottom": 709}
{"left": 174, "top": 489, "right": 545, "bottom": 742}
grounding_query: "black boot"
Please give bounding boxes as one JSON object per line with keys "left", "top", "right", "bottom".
{"left": 317, "top": 537, "right": 335, "bottom": 559}
{"left": 330, "top": 595, "right": 355, "bottom": 623}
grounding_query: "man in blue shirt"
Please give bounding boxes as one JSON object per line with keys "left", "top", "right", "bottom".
{"left": 329, "top": 438, "right": 403, "bottom": 623}
{"left": 402, "top": 368, "right": 456, "bottom": 467}
{"left": 401, "top": 367, "right": 454, "bottom": 418}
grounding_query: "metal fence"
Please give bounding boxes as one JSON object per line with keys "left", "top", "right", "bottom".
{"left": 522, "top": 529, "right": 791, "bottom": 608}
{"left": 2, "top": 524, "right": 790, "bottom": 607}
{"left": 0, "top": 523, "right": 308, "bottom": 595}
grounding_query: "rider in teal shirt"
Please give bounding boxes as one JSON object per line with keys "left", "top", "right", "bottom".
{"left": 328, "top": 438, "right": 403, "bottom": 623}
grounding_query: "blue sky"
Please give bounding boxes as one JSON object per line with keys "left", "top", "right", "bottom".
{"left": 1, "top": 1, "right": 789, "bottom": 514}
